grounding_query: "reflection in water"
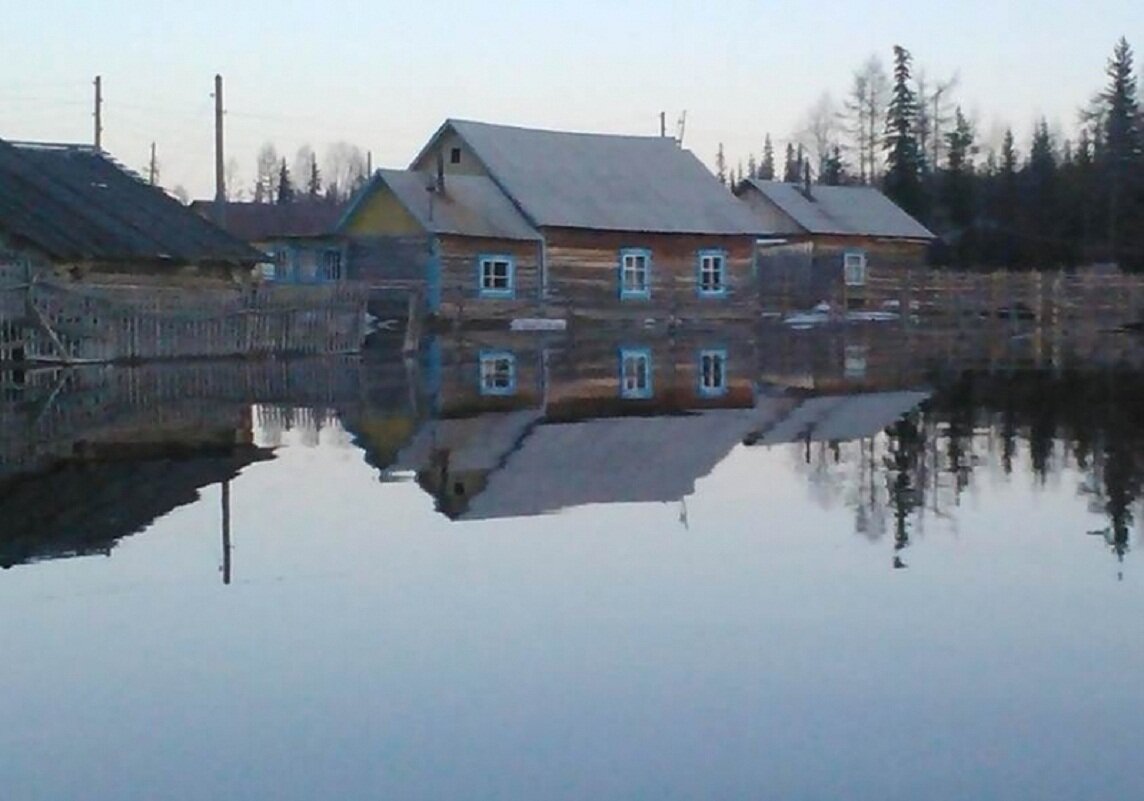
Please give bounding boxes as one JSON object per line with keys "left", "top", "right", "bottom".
{"left": 4, "top": 325, "right": 1144, "bottom": 801}
{"left": 2, "top": 329, "right": 1143, "bottom": 574}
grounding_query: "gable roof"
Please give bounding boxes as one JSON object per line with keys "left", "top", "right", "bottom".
{"left": 189, "top": 200, "right": 346, "bottom": 241}
{"left": 0, "top": 139, "right": 262, "bottom": 265}
{"left": 340, "top": 169, "right": 540, "bottom": 241}
{"left": 741, "top": 179, "right": 935, "bottom": 240}
{"left": 414, "top": 119, "right": 763, "bottom": 235}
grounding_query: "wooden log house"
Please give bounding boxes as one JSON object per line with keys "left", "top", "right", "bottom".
{"left": 735, "top": 178, "right": 934, "bottom": 310}
{"left": 0, "top": 138, "right": 365, "bottom": 362}
{"left": 342, "top": 119, "right": 765, "bottom": 324}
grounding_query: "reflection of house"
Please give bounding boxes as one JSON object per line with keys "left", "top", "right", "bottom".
{"left": 342, "top": 119, "right": 763, "bottom": 321}
{"left": 736, "top": 180, "right": 934, "bottom": 306}
{"left": 190, "top": 201, "right": 347, "bottom": 283}
{"left": 0, "top": 444, "right": 271, "bottom": 569}
{"left": 744, "top": 391, "right": 931, "bottom": 446}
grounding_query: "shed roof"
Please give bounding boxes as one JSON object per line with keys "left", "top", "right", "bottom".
{"left": 0, "top": 139, "right": 262, "bottom": 265}
{"left": 343, "top": 169, "right": 541, "bottom": 241}
{"left": 741, "top": 179, "right": 935, "bottom": 240}
{"left": 189, "top": 200, "right": 346, "bottom": 241}
{"left": 416, "top": 119, "right": 763, "bottom": 235}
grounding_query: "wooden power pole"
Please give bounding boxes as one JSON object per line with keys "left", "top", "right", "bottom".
{"left": 213, "top": 74, "right": 226, "bottom": 225}
{"left": 93, "top": 75, "right": 103, "bottom": 150}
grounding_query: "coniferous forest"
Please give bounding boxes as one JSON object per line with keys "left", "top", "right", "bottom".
{"left": 725, "top": 38, "right": 1144, "bottom": 272}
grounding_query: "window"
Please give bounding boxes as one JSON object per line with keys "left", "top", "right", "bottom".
{"left": 321, "top": 249, "right": 343, "bottom": 281}
{"left": 698, "top": 349, "right": 728, "bottom": 396}
{"left": 450, "top": 147, "right": 462, "bottom": 165}
{"left": 479, "top": 351, "right": 516, "bottom": 396}
{"left": 844, "top": 345, "right": 868, "bottom": 379}
{"left": 697, "top": 250, "right": 727, "bottom": 296}
{"left": 619, "top": 348, "right": 653, "bottom": 399}
{"left": 844, "top": 251, "right": 868, "bottom": 286}
{"left": 478, "top": 255, "right": 515, "bottom": 298}
{"left": 619, "top": 248, "right": 651, "bottom": 299}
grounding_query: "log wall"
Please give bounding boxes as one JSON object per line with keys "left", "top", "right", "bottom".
{"left": 543, "top": 229, "right": 759, "bottom": 324}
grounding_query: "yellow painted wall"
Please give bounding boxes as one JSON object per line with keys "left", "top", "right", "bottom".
{"left": 342, "top": 184, "right": 424, "bottom": 236}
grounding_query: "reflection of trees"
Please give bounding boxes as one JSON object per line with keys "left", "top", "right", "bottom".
{"left": 786, "top": 370, "right": 1144, "bottom": 571}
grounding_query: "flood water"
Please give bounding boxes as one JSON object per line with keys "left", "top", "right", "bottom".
{"left": 2, "top": 326, "right": 1143, "bottom": 801}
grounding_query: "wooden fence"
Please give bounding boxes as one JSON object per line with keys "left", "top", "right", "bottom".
{"left": 25, "top": 278, "right": 370, "bottom": 363}
{"left": 761, "top": 263, "right": 1144, "bottom": 332}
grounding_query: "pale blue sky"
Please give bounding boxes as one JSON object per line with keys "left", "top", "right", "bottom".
{"left": 2, "top": 1, "right": 1140, "bottom": 197}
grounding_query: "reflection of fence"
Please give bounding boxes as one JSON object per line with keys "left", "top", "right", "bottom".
{"left": 13, "top": 278, "right": 368, "bottom": 363}
{"left": 0, "top": 357, "right": 362, "bottom": 483}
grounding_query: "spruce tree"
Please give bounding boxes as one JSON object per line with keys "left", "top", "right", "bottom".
{"left": 883, "top": 45, "right": 927, "bottom": 220}
{"left": 821, "top": 146, "right": 845, "bottom": 185}
{"left": 1098, "top": 37, "right": 1142, "bottom": 265}
{"left": 715, "top": 143, "right": 728, "bottom": 185}
{"left": 276, "top": 159, "right": 294, "bottom": 205}
{"left": 783, "top": 143, "right": 799, "bottom": 182}
{"left": 747, "top": 153, "right": 758, "bottom": 180}
{"left": 943, "top": 107, "right": 975, "bottom": 263}
{"left": 307, "top": 154, "right": 322, "bottom": 200}
{"left": 760, "top": 134, "right": 776, "bottom": 180}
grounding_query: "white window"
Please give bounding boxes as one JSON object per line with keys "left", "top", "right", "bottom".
{"left": 844, "top": 251, "right": 868, "bottom": 286}
{"left": 479, "top": 255, "right": 514, "bottom": 297}
{"left": 620, "top": 249, "right": 651, "bottom": 298}
{"left": 479, "top": 352, "right": 516, "bottom": 396}
{"left": 322, "top": 249, "right": 343, "bottom": 281}
{"left": 620, "top": 348, "right": 652, "bottom": 398}
{"left": 699, "top": 349, "right": 728, "bottom": 396}
{"left": 844, "top": 345, "right": 868, "bottom": 379}
{"left": 698, "top": 251, "right": 727, "bottom": 296}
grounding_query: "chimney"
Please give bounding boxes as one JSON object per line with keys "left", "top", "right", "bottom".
{"left": 801, "top": 160, "right": 814, "bottom": 201}
{"left": 435, "top": 149, "right": 446, "bottom": 194}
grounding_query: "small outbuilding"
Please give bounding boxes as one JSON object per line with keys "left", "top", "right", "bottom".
{"left": 735, "top": 179, "right": 934, "bottom": 308}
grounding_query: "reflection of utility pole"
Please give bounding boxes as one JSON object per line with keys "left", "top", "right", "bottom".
{"left": 221, "top": 480, "right": 232, "bottom": 585}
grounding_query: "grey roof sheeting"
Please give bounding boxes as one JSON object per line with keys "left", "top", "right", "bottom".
{"left": 352, "top": 169, "right": 540, "bottom": 241}
{"left": 0, "top": 139, "right": 262, "bottom": 265}
{"left": 742, "top": 179, "right": 935, "bottom": 240}
{"left": 417, "top": 119, "right": 764, "bottom": 235}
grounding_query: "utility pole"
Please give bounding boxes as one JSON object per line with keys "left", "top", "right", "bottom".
{"left": 148, "top": 142, "right": 157, "bottom": 185}
{"left": 93, "top": 75, "right": 103, "bottom": 150}
{"left": 213, "top": 74, "right": 226, "bottom": 226}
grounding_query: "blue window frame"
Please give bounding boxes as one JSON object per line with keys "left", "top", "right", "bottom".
{"left": 478, "top": 350, "right": 516, "bottom": 396}
{"left": 619, "top": 347, "right": 653, "bottom": 399}
{"left": 843, "top": 250, "right": 868, "bottom": 286}
{"left": 478, "top": 254, "right": 515, "bottom": 298}
{"left": 619, "top": 248, "right": 652, "bottom": 300}
{"left": 698, "top": 349, "right": 728, "bottom": 397}
{"left": 697, "top": 249, "right": 728, "bottom": 297}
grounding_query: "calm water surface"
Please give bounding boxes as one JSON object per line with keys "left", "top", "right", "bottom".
{"left": 2, "top": 329, "right": 1142, "bottom": 800}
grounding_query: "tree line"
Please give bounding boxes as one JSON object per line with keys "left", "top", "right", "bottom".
{"left": 225, "top": 141, "right": 372, "bottom": 206}
{"left": 722, "top": 38, "right": 1144, "bottom": 272}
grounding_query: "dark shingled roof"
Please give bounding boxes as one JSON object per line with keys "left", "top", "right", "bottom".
{"left": 189, "top": 200, "right": 347, "bottom": 241}
{"left": 0, "top": 139, "right": 262, "bottom": 265}
{"left": 414, "top": 119, "right": 764, "bottom": 235}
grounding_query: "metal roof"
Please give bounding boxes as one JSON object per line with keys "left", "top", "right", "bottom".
{"left": 417, "top": 119, "right": 763, "bottom": 235}
{"left": 188, "top": 200, "right": 346, "bottom": 241}
{"left": 741, "top": 179, "right": 935, "bottom": 240}
{"left": 0, "top": 139, "right": 262, "bottom": 265}
{"left": 345, "top": 169, "right": 540, "bottom": 241}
